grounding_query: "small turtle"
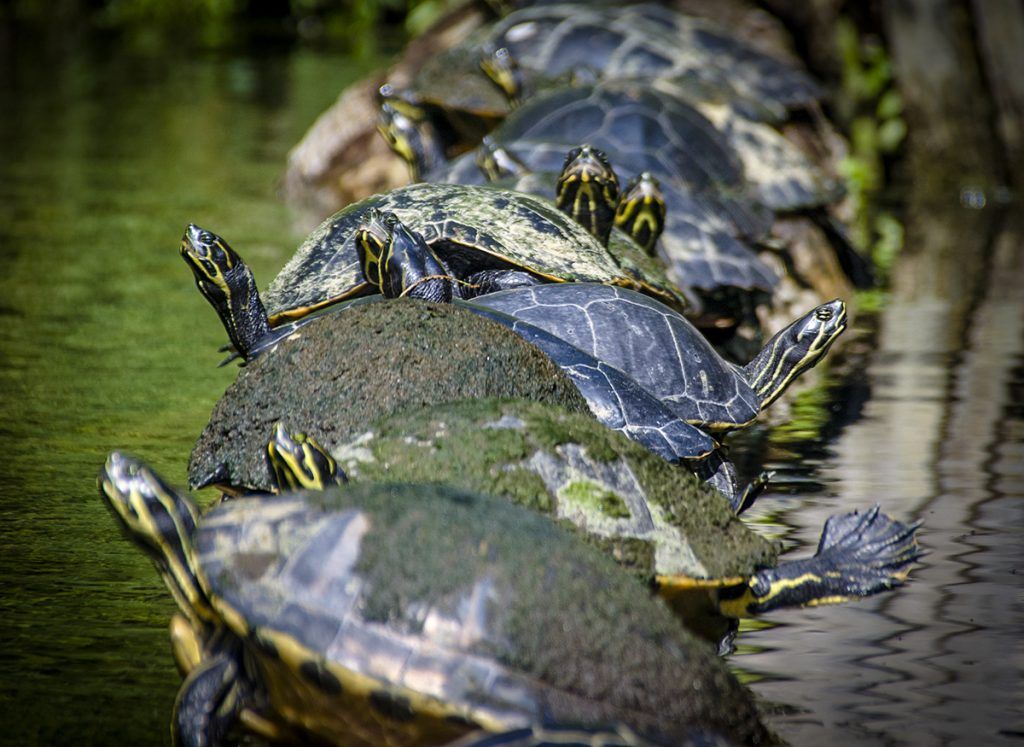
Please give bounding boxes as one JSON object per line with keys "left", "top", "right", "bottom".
{"left": 179, "top": 182, "right": 684, "bottom": 362}
{"left": 98, "top": 452, "right": 774, "bottom": 746}
{"left": 366, "top": 213, "right": 844, "bottom": 436}
{"left": 267, "top": 402, "right": 922, "bottom": 628}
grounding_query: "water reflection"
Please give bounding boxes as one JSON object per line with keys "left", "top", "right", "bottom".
{"left": 743, "top": 208, "right": 1024, "bottom": 744}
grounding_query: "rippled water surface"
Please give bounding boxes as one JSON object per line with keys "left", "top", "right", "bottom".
{"left": 0, "top": 24, "right": 1020, "bottom": 747}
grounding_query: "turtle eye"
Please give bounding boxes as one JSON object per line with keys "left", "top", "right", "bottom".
{"left": 199, "top": 232, "right": 215, "bottom": 245}
{"left": 815, "top": 307, "right": 834, "bottom": 322}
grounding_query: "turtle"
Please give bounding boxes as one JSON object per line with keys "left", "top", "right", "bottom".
{"left": 381, "top": 2, "right": 824, "bottom": 158}
{"left": 265, "top": 401, "right": 923, "bottom": 633}
{"left": 186, "top": 298, "right": 593, "bottom": 494}
{"left": 98, "top": 451, "right": 775, "bottom": 746}
{"left": 179, "top": 182, "right": 686, "bottom": 363}
{"left": 365, "top": 212, "right": 845, "bottom": 436}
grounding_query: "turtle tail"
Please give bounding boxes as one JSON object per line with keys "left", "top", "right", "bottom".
{"left": 719, "top": 505, "right": 922, "bottom": 617}
{"left": 98, "top": 452, "right": 216, "bottom": 628}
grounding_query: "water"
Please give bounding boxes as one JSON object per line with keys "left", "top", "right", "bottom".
{"left": 0, "top": 23, "right": 1021, "bottom": 747}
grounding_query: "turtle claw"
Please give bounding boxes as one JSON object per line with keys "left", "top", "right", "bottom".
{"left": 735, "top": 470, "right": 774, "bottom": 515}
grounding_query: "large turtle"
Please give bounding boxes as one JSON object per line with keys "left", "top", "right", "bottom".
{"left": 266, "top": 399, "right": 922, "bottom": 637}
{"left": 99, "top": 452, "right": 773, "bottom": 746}
{"left": 365, "top": 213, "right": 845, "bottom": 436}
{"left": 186, "top": 299, "right": 733, "bottom": 503}
{"left": 179, "top": 182, "right": 685, "bottom": 363}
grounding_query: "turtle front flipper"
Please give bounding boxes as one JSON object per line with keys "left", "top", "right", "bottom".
{"left": 718, "top": 505, "right": 922, "bottom": 617}
{"left": 173, "top": 653, "right": 245, "bottom": 747}
{"left": 180, "top": 225, "right": 278, "bottom": 363}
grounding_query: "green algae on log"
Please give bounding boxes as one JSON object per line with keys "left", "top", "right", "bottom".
{"left": 188, "top": 301, "right": 588, "bottom": 492}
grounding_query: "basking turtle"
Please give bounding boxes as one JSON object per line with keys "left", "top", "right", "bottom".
{"left": 186, "top": 299, "right": 721, "bottom": 499}
{"left": 267, "top": 402, "right": 923, "bottom": 629}
{"left": 367, "top": 214, "right": 844, "bottom": 435}
{"left": 99, "top": 452, "right": 773, "bottom": 746}
{"left": 179, "top": 182, "right": 685, "bottom": 362}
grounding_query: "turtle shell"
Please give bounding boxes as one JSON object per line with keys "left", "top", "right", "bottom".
{"left": 188, "top": 300, "right": 590, "bottom": 493}
{"left": 193, "top": 482, "right": 772, "bottom": 745}
{"left": 471, "top": 284, "right": 764, "bottom": 432}
{"left": 262, "top": 183, "right": 685, "bottom": 324}
{"left": 336, "top": 398, "right": 779, "bottom": 589}
{"left": 476, "top": 3, "right": 820, "bottom": 119}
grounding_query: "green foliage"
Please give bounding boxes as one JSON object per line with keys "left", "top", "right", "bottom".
{"left": 835, "top": 17, "right": 906, "bottom": 281}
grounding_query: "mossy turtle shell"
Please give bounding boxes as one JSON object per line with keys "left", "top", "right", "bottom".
{"left": 335, "top": 398, "right": 779, "bottom": 590}
{"left": 188, "top": 301, "right": 590, "bottom": 493}
{"left": 262, "top": 183, "right": 684, "bottom": 324}
{"left": 194, "top": 481, "right": 771, "bottom": 745}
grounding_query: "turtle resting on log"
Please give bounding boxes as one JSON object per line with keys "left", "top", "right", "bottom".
{"left": 263, "top": 402, "right": 923, "bottom": 637}
{"left": 98, "top": 451, "right": 776, "bottom": 747}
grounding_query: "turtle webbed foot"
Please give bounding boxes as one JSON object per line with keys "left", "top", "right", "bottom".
{"left": 736, "top": 505, "right": 922, "bottom": 616}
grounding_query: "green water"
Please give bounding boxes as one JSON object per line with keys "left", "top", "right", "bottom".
{"left": 0, "top": 28, "right": 382, "bottom": 744}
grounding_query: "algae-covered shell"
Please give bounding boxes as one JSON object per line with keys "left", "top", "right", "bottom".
{"left": 263, "top": 182, "right": 684, "bottom": 324}
{"left": 334, "top": 397, "right": 779, "bottom": 592}
{"left": 187, "top": 301, "right": 590, "bottom": 492}
{"left": 196, "top": 481, "right": 773, "bottom": 744}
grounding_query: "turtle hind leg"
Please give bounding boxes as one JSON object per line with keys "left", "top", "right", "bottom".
{"left": 173, "top": 653, "right": 244, "bottom": 747}
{"left": 721, "top": 505, "right": 922, "bottom": 617}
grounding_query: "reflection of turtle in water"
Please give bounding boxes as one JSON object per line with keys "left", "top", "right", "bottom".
{"left": 98, "top": 451, "right": 773, "bottom": 746}
{"left": 179, "top": 183, "right": 683, "bottom": 363}
{"left": 267, "top": 402, "right": 922, "bottom": 629}
{"left": 362, "top": 212, "right": 845, "bottom": 436}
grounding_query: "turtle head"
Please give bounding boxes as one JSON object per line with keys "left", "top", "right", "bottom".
{"left": 98, "top": 452, "right": 215, "bottom": 627}
{"left": 377, "top": 85, "right": 446, "bottom": 181}
{"left": 555, "top": 144, "right": 620, "bottom": 246}
{"left": 744, "top": 299, "right": 848, "bottom": 410}
{"left": 356, "top": 208, "right": 454, "bottom": 302}
{"left": 180, "top": 224, "right": 271, "bottom": 362}
{"left": 480, "top": 46, "right": 527, "bottom": 106}
{"left": 266, "top": 422, "right": 347, "bottom": 493}
{"left": 476, "top": 136, "right": 528, "bottom": 182}
{"left": 614, "top": 172, "right": 666, "bottom": 256}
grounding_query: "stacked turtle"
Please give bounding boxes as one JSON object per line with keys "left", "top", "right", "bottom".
{"left": 97, "top": 3, "right": 923, "bottom": 745}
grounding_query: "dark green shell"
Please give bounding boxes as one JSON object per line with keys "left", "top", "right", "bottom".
{"left": 335, "top": 398, "right": 779, "bottom": 585}
{"left": 195, "top": 482, "right": 772, "bottom": 745}
{"left": 262, "top": 183, "right": 684, "bottom": 324}
{"left": 187, "top": 301, "right": 590, "bottom": 492}
{"left": 475, "top": 4, "right": 820, "bottom": 118}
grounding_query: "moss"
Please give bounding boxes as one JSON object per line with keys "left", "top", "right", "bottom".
{"left": 188, "top": 301, "right": 588, "bottom": 491}
{"left": 559, "top": 480, "right": 631, "bottom": 519}
{"left": 331, "top": 483, "right": 771, "bottom": 746}
{"left": 346, "top": 398, "right": 779, "bottom": 583}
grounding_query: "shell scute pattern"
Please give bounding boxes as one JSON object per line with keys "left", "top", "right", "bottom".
{"left": 473, "top": 285, "right": 761, "bottom": 429}
{"left": 265, "top": 184, "right": 635, "bottom": 319}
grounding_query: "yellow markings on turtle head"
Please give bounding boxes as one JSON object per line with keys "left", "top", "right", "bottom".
{"left": 268, "top": 423, "right": 340, "bottom": 492}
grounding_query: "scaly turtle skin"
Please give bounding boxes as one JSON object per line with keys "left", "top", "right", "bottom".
{"left": 180, "top": 183, "right": 685, "bottom": 362}
{"left": 267, "top": 403, "right": 923, "bottom": 629}
{"left": 99, "top": 452, "right": 775, "bottom": 746}
{"left": 472, "top": 283, "right": 847, "bottom": 434}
